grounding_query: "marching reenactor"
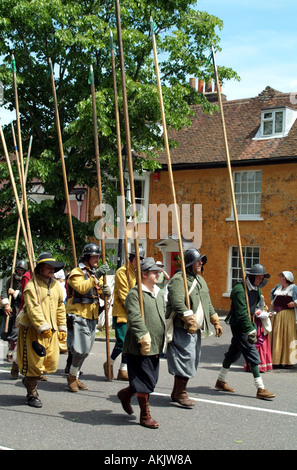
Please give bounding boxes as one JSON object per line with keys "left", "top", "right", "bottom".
{"left": 66, "top": 242, "right": 110, "bottom": 392}
{"left": 166, "top": 248, "right": 223, "bottom": 408}
{"left": 117, "top": 257, "right": 165, "bottom": 429}
{"left": 16, "top": 252, "right": 67, "bottom": 408}
{"left": 104, "top": 246, "right": 145, "bottom": 381}
{"left": 1, "top": 260, "right": 27, "bottom": 363}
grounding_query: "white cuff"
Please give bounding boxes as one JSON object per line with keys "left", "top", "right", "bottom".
{"left": 183, "top": 310, "right": 194, "bottom": 317}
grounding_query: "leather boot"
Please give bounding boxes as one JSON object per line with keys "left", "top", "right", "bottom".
{"left": 215, "top": 379, "right": 235, "bottom": 393}
{"left": 117, "top": 369, "right": 129, "bottom": 381}
{"left": 67, "top": 373, "right": 79, "bottom": 392}
{"left": 171, "top": 375, "right": 195, "bottom": 408}
{"left": 137, "top": 393, "right": 159, "bottom": 429}
{"left": 117, "top": 387, "right": 135, "bottom": 415}
{"left": 22, "top": 376, "right": 42, "bottom": 408}
{"left": 10, "top": 361, "right": 19, "bottom": 380}
{"left": 256, "top": 388, "right": 275, "bottom": 400}
{"left": 76, "top": 378, "right": 88, "bottom": 390}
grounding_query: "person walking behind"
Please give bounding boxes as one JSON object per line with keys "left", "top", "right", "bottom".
{"left": 117, "top": 257, "right": 165, "bottom": 429}
{"left": 104, "top": 247, "right": 144, "bottom": 381}
{"left": 66, "top": 243, "right": 110, "bottom": 392}
{"left": 166, "top": 248, "right": 223, "bottom": 408}
{"left": 215, "top": 264, "right": 275, "bottom": 400}
{"left": 16, "top": 252, "right": 67, "bottom": 408}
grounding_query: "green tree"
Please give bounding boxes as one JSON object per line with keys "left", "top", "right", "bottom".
{"left": 0, "top": 0, "right": 239, "bottom": 273}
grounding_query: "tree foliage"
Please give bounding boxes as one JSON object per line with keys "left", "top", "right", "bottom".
{"left": 0, "top": 0, "right": 239, "bottom": 274}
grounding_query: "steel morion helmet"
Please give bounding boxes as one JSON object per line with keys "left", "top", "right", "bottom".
{"left": 184, "top": 248, "right": 207, "bottom": 268}
{"left": 15, "top": 260, "right": 28, "bottom": 272}
{"left": 246, "top": 264, "right": 270, "bottom": 279}
{"left": 82, "top": 242, "right": 100, "bottom": 257}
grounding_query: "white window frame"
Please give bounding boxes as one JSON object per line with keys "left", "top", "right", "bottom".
{"left": 226, "top": 170, "right": 263, "bottom": 221}
{"left": 253, "top": 107, "right": 297, "bottom": 140}
{"left": 223, "top": 245, "right": 261, "bottom": 296}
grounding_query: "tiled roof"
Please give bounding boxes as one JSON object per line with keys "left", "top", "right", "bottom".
{"left": 157, "top": 86, "right": 297, "bottom": 167}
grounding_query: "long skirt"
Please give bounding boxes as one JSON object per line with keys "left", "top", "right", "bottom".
{"left": 166, "top": 327, "right": 201, "bottom": 379}
{"left": 127, "top": 354, "right": 160, "bottom": 394}
{"left": 270, "top": 309, "right": 297, "bottom": 366}
{"left": 244, "top": 317, "right": 273, "bottom": 372}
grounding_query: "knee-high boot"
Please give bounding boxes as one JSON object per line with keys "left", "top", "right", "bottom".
{"left": 171, "top": 375, "right": 195, "bottom": 408}
{"left": 137, "top": 393, "right": 159, "bottom": 429}
{"left": 22, "top": 376, "right": 42, "bottom": 408}
{"left": 117, "top": 386, "right": 135, "bottom": 415}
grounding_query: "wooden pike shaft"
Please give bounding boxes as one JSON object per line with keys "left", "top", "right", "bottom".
{"left": 110, "top": 30, "right": 130, "bottom": 289}
{"left": 150, "top": 19, "right": 190, "bottom": 310}
{"left": 89, "top": 65, "right": 112, "bottom": 381}
{"left": 211, "top": 46, "right": 251, "bottom": 319}
{"left": 0, "top": 125, "right": 45, "bottom": 314}
{"left": 5, "top": 133, "right": 32, "bottom": 333}
{"left": 48, "top": 58, "right": 77, "bottom": 267}
{"left": 115, "top": 0, "right": 145, "bottom": 320}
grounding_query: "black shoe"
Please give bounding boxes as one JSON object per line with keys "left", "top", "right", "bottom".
{"left": 26, "top": 394, "right": 42, "bottom": 408}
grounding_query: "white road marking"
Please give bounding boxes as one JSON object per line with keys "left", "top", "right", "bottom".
{"left": 152, "top": 392, "right": 297, "bottom": 418}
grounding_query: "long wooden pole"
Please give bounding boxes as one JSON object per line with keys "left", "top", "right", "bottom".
{"left": 48, "top": 58, "right": 77, "bottom": 267}
{"left": 89, "top": 65, "right": 112, "bottom": 381}
{"left": 0, "top": 125, "right": 45, "bottom": 314}
{"left": 115, "top": 0, "right": 144, "bottom": 320}
{"left": 11, "top": 55, "right": 34, "bottom": 264}
{"left": 211, "top": 46, "right": 251, "bottom": 320}
{"left": 109, "top": 30, "right": 130, "bottom": 289}
{"left": 150, "top": 18, "right": 190, "bottom": 310}
{"left": 5, "top": 133, "right": 32, "bottom": 333}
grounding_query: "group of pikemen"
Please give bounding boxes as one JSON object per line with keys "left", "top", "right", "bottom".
{"left": 0, "top": 242, "right": 275, "bottom": 429}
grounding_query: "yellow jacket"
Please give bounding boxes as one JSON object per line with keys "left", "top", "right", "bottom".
{"left": 66, "top": 266, "right": 103, "bottom": 320}
{"left": 113, "top": 263, "right": 136, "bottom": 322}
{"left": 17, "top": 274, "right": 66, "bottom": 333}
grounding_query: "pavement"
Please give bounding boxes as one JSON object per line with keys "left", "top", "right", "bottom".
{"left": 0, "top": 325, "right": 296, "bottom": 455}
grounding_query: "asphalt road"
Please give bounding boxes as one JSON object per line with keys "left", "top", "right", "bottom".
{"left": 0, "top": 324, "right": 296, "bottom": 455}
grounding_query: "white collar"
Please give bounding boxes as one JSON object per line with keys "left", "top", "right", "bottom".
{"left": 141, "top": 283, "right": 160, "bottom": 298}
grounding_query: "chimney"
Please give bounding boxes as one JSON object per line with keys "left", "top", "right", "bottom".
{"left": 189, "top": 77, "right": 196, "bottom": 89}
{"left": 198, "top": 79, "right": 204, "bottom": 93}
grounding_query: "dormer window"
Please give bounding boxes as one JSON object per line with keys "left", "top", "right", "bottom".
{"left": 253, "top": 106, "right": 297, "bottom": 140}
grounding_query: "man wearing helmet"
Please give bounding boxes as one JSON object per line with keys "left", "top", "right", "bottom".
{"left": 215, "top": 263, "right": 275, "bottom": 400}
{"left": 1, "top": 260, "right": 28, "bottom": 363}
{"left": 103, "top": 246, "right": 145, "bottom": 381}
{"left": 166, "top": 248, "right": 223, "bottom": 407}
{"left": 66, "top": 242, "right": 110, "bottom": 392}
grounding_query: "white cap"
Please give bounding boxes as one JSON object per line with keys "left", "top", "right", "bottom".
{"left": 281, "top": 271, "right": 294, "bottom": 283}
{"left": 156, "top": 261, "right": 164, "bottom": 267}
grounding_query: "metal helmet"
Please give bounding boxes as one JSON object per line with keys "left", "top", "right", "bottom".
{"left": 246, "top": 264, "right": 270, "bottom": 279}
{"left": 130, "top": 245, "right": 145, "bottom": 260}
{"left": 184, "top": 248, "right": 207, "bottom": 268}
{"left": 82, "top": 242, "right": 100, "bottom": 257}
{"left": 15, "top": 260, "right": 28, "bottom": 272}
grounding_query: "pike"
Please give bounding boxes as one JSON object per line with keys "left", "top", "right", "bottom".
{"left": 11, "top": 55, "right": 34, "bottom": 264}
{"left": 89, "top": 64, "right": 112, "bottom": 381}
{"left": 109, "top": 30, "right": 130, "bottom": 289}
{"left": 48, "top": 58, "right": 77, "bottom": 267}
{"left": 115, "top": 0, "right": 144, "bottom": 320}
{"left": 150, "top": 18, "right": 190, "bottom": 310}
{"left": 211, "top": 46, "right": 251, "bottom": 319}
{"left": 4, "top": 129, "right": 32, "bottom": 333}
{"left": 0, "top": 125, "right": 47, "bottom": 320}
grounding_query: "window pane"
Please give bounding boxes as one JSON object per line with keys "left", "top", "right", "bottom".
{"left": 275, "top": 112, "right": 283, "bottom": 133}
{"left": 264, "top": 112, "right": 272, "bottom": 119}
{"left": 264, "top": 121, "right": 273, "bottom": 135}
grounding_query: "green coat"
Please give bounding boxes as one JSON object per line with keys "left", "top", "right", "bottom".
{"left": 229, "top": 282, "right": 261, "bottom": 334}
{"left": 166, "top": 271, "right": 217, "bottom": 338}
{"left": 123, "top": 285, "right": 165, "bottom": 356}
